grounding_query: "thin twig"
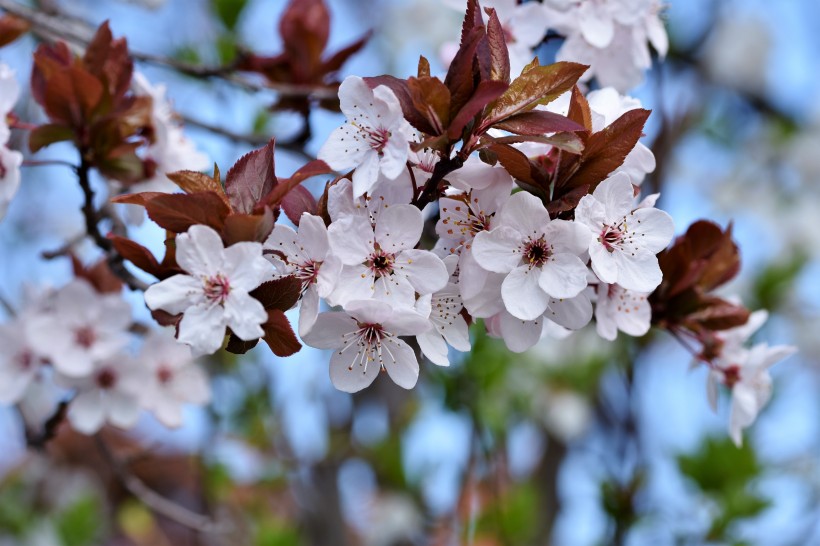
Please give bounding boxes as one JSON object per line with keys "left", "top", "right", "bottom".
{"left": 24, "top": 399, "right": 70, "bottom": 450}
{"left": 95, "top": 434, "right": 231, "bottom": 534}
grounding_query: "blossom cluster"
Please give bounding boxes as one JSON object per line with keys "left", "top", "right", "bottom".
{"left": 0, "top": 279, "right": 210, "bottom": 434}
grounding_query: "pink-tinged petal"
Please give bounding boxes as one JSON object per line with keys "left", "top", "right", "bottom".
{"left": 472, "top": 227, "right": 523, "bottom": 273}
{"left": 508, "top": 2, "right": 551, "bottom": 47}
{"left": 0, "top": 363, "right": 35, "bottom": 405}
{"left": 298, "top": 214, "right": 330, "bottom": 261}
{"left": 613, "top": 291, "right": 651, "bottom": 337}
{"left": 264, "top": 224, "right": 301, "bottom": 260}
{"left": 68, "top": 390, "right": 105, "bottom": 435}
{"left": 417, "top": 330, "right": 450, "bottom": 366}
{"left": 502, "top": 265, "right": 550, "bottom": 321}
{"left": 372, "top": 84, "right": 406, "bottom": 124}
{"left": 375, "top": 204, "right": 423, "bottom": 252}
{"left": 458, "top": 249, "right": 489, "bottom": 301}
{"left": 381, "top": 338, "right": 419, "bottom": 389}
{"left": 547, "top": 293, "right": 593, "bottom": 330}
{"left": 351, "top": 151, "right": 381, "bottom": 197}
{"left": 326, "top": 179, "right": 359, "bottom": 222}
{"left": 630, "top": 207, "right": 674, "bottom": 253}
{"left": 707, "top": 370, "right": 720, "bottom": 413}
{"left": 345, "top": 299, "right": 395, "bottom": 325}
{"left": 298, "top": 285, "right": 321, "bottom": 338}
{"left": 177, "top": 303, "right": 227, "bottom": 354}
{"left": 328, "top": 215, "right": 374, "bottom": 265}
{"left": 622, "top": 143, "right": 656, "bottom": 182}
{"left": 382, "top": 308, "right": 432, "bottom": 336}
{"left": 316, "top": 254, "right": 343, "bottom": 298}
{"left": 105, "top": 390, "right": 141, "bottom": 429}
{"left": 329, "top": 344, "right": 380, "bottom": 393}
{"left": 302, "top": 312, "right": 357, "bottom": 349}
{"left": 574, "top": 194, "right": 607, "bottom": 233}
{"left": 538, "top": 253, "right": 588, "bottom": 298}
{"left": 397, "top": 249, "right": 448, "bottom": 295}
{"left": 498, "top": 191, "right": 550, "bottom": 238}
{"left": 153, "top": 399, "right": 184, "bottom": 428}
{"left": 545, "top": 219, "right": 593, "bottom": 255}
{"left": 729, "top": 385, "right": 758, "bottom": 447}
{"left": 318, "top": 124, "right": 369, "bottom": 173}
{"left": 595, "top": 299, "right": 619, "bottom": 341}
{"left": 462, "top": 270, "right": 505, "bottom": 318}
{"left": 379, "top": 133, "right": 411, "bottom": 180}
{"left": 588, "top": 243, "right": 619, "bottom": 284}
{"left": 327, "top": 265, "right": 375, "bottom": 306}
{"left": 224, "top": 291, "right": 267, "bottom": 341}
{"left": 499, "top": 311, "right": 543, "bottom": 353}
{"left": 176, "top": 364, "right": 211, "bottom": 405}
{"left": 144, "top": 275, "right": 203, "bottom": 314}
{"left": 646, "top": 14, "right": 669, "bottom": 57}
{"left": 448, "top": 156, "right": 513, "bottom": 192}
{"left": 222, "top": 243, "right": 273, "bottom": 290}
{"left": 372, "top": 270, "right": 416, "bottom": 307}
{"left": 176, "top": 225, "right": 225, "bottom": 276}
{"left": 338, "top": 76, "right": 374, "bottom": 119}
{"left": 593, "top": 173, "right": 634, "bottom": 221}
{"left": 443, "top": 313, "right": 471, "bottom": 352}
{"left": 613, "top": 249, "right": 662, "bottom": 292}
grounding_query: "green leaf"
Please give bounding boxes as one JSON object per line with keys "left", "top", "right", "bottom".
{"left": 56, "top": 495, "right": 101, "bottom": 546}
{"left": 211, "top": 0, "right": 248, "bottom": 30}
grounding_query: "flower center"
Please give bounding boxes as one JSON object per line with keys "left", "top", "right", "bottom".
{"left": 524, "top": 238, "right": 551, "bottom": 267}
{"left": 296, "top": 260, "right": 321, "bottom": 289}
{"left": 204, "top": 274, "right": 231, "bottom": 305}
{"left": 157, "top": 365, "right": 173, "bottom": 384}
{"left": 367, "top": 250, "right": 395, "bottom": 278}
{"left": 358, "top": 323, "right": 386, "bottom": 347}
{"left": 17, "top": 350, "right": 34, "bottom": 371}
{"left": 723, "top": 365, "right": 741, "bottom": 388}
{"left": 363, "top": 126, "right": 391, "bottom": 154}
{"left": 96, "top": 368, "right": 117, "bottom": 390}
{"left": 74, "top": 326, "right": 96, "bottom": 349}
{"left": 599, "top": 224, "right": 625, "bottom": 252}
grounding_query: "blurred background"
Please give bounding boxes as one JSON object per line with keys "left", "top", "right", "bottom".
{"left": 0, "top": 0, "right": 818, "bottom": 544}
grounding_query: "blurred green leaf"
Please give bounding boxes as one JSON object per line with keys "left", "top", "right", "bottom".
{"left": 211, "top": 0, "right": 248, "bottom": 31}
{"left": 751, "top": 252, "right": 807, "bottom": 311}
{"left": 255, "top": 519, "right": 303, "bottom": 546}
{"left": 56, "top": 495, "right": 101, "bottom": 546}
{"left": 678, "top": 436, "right": 761, "bottom": 493}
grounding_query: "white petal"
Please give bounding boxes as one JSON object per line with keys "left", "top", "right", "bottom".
{"left": 547, "top": 293, "right": 593, "bottom": 330}
{"left": 177, "top": 303, "right": 227, "bottom": 354}
{"left": 574, "top": 194, "right": 607, "bottom": 233}
{"left": 613, "top": 249, "right": 662, "bottom": 292}
{"left": 328, "top": 265, "right": 375, "bottom": 306}
{"left": 302, "top": 312, "right": 357, "bottom": 349}
{"left": 593, "top": 173, "right": 634, "bottom": 221}
{"left": 579, "top": 2, "right": 615, "bottom": 48}
{"left": 176, "top": 225, "right": 225, "bottom": 276}
{"left": 222, "top": 243, "right": 272, "bottom": 291}
{"left": 545, "top": 219, "right": 593, "bottom": 256}
{"left": 381, "top": 338, "right": 419, "bottom": 389}
{"left": 224, "top": 291, "right": 267, "bottom": 340}
{"left": 298, "top": 285, "right": 321, "bottom": 338}
{"left": 375, "top": 204, "right": 422, "bottom": 252}
{"left": 472, "top": 227, "right": 523, "bottom": 273}
{"left": 538, "top": 253, "right": 588, "bottom": 298}
{"left": 351, "top": 151, "right": 381, "bottom": 197}
{"left": 589, "top": 243, "right": 619, "bottom": 284}
{"left": 329, "top": 344, "right": 380, "bottom": 393}
{"left": 502, "top": 265, "right": 550, "bottom": 321}
{"left": 68, "top": 390, "right": 105, "bottom": 435}
{"left": 318, "top": 124, "right": 368, "bottom": 172}
{"left": 499, "top": 311, "right": 543, "bottom": 353}
{"left": 328, "top": 215, "right": 375, "bottom": 265}
{"left": 443, "top": 314, "right": 471, "bottom": 352}
{"left": 417, "top": 330, "right": 450, "bottom": 366}
{"left": 144, "top": 275, "right": 202, "bottom": 314}
{"left": 630, "top": 207, "right": 675, "bottom": 253}
{"left": 105, "top": 390, "right": 141, "bottom": 429}
{"left": 397, "top": 249, "right": 449, "bottom": 295}
{"left": 298, "top": 214, "right": 331, "bottom": 261}
{"left": 498, "top": 191, "right": 550, "bottom": 238}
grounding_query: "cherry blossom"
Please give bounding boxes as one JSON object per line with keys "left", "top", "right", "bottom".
{"left": 264, "top": 213, "right": 342, "bottom": 337}
{"left": 327, "top": 173, "right": 413, "bottom": 225}
{"left": 0, "top": 63, "right": 23, "bottom": 221}
{"left": 302, "top": 300, "right": 431, "bottom": 392}
{"left": 594, "top": 282, "right": 651, "bottom": 340}
{"left": 318, "top": 76, "right": 415, "bottom": 198}
{"left": 472, "top": 191, "right": 592, "bottom": 321}
{"left": 575, "top": 173, "right": 674, "bottom": 292}
{"left": 326, "top": 204, "right": 448, "bottom": 309}
{"left": 708, "top": 343, "right": 796, "bottom": 446}
{"left": 60, "top": 355, "right": 143, "bottom": 435}
{"left": 0, "top": 320, "right": 45, "bottom": 404}
{"left": 415, "top": 256, "right": 471, "bottom": 366}
{"left": 136, "top": 330, "right": 211, "bottom": 428}
{"left": 26, "top": 279, "right": 132, "bottom": 377}
{"left": 144, "top": 225, "right": 274, "bottom": 354}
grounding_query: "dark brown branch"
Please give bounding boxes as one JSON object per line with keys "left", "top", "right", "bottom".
{"left": 24, "top": 399, "right": 70, "bottom": 450}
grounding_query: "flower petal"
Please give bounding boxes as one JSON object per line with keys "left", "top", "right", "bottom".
{"left": 302, "top": 311, "right": 357, "bottom": 349}
{"left": 502, "top": 265, "right": 550, "bottom": 321}
{"left": 538, "top": 253, "right": 588, "bottom": 298}
{"left": 397, "top": 249, "right": 448, "bottom": 295}
{"left": 375, "top": 204, "right": 422, "bottom": 252}
{"left": 224, "top": 291, "right": 267, "bottom": 340}
{"left": 417, "top": 330, "right": 450, "bottom": 366}
{"left": 499, "top": 311, "right": 543, "bottom": 353}
{"left": 328, "top": 215, "right": 375, "bottom": 265}
{"left": 472, "top": 227, "right": 523, "bottom": 273}
{"left": 329, "top": 344, "right": 380, "bottom": 393}
{"left": 176, "top": 225, "right": 225, "bottom": 276}
{"left": 144, "top": 274, "right": 202, "bottom": 314}
{"left": 498, "top": 191, "right": 550, "bottom": 238}
{"left": 177, "top": 303, "right": 227, "bottom": 354}
{"left": 381, "top": 338, "right": 419, "bottom": 389}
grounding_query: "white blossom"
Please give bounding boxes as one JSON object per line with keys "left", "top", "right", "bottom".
{"left": 415, "top": 256, "right": 471, "bottom": 366}
{"left": 137, "top": 330, "right": 211, "bottom": 428}
{"left": 594, "top": 282, "right": 651, "bottom": 340}
{"left": 302, "top": 300, "right": 431, "bottom": 392}
{"left": 319, "top": 76, "right": 415, "bottom": 198}
{"left": 0, "top": 63, "right": 23, "bottom": 221}
{"left": 575, "top": 173, "right": 674, "bottom": 292}
{"left": 472, "top": 191, "right": 591, "bottom": 321}
{"left": 60, "top": 355, "right": 143, "bottom": 435}
{"left": 0, "top": 320, "right": 45, "bottom": 405}
{"left": 26, "top": 279, "right": 132, "bottom": 378}
{"left": 265, "top": 213, "right": 342, "bottom": 337}
{"left": 144, "top": 225, "right": 274, "bottom": 355}
{"left": 327, "top": 204, "right": 448, "bottom": 309}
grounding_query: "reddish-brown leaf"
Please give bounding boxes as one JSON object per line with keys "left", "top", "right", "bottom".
{"left": 365, "top": 75, "right": 433, "bottom": 134}
{"left": 448, "top": 80, "right": 508, "bottom": 139}
{"left": 109, "top": 235, "right": 176, "bottom": 279}
{"left": 567, "top": 85, "right": 593, "bottom": 131}
{"left": 167, "top": 170, "right": 230, "bottom": 205}
{"left": 280, "top": 0, "right": 329, "bottom": 79}
{"left": 0, "top": 15, "right": 30, "bottom": 48}
{"left": 28, "top": 124, "right": 75, "bottom": 152}
{"left": 83, "top": 21, "right": 132, "bottom": 102}
{"left": 110, "top": 191, "right": 166, "bottom": 206}
{"left": 225, "top": 333, "right": 260, "bottom": 354}
{"left": 321, "top": 31, "right": 371, "bottom": 75}
{"left": 145, "top": 191, "right": 231, "bottom": 233}
{"left": 250, "top": 276, "right": 303, "bottom": 312}
{"left": 71, "top": 255, "right": 124, "bottom": 294}
{"left": 281, "top": 185, "right": 318, "bottom": 225}
{"left": 486, "top": 143, "right": 541, "bottom": 187}
{"left": 225, "top": 138, "right": 277, "bottom": 214}
{"left": 418, "top": 55, "right": 431, "bottom": 78}
{"left": 445, "top": 25, "right": 486, "bottom": 119}
{"left": 484, "top": 62, "right": 588, "bottom": 125}
{"left": 491, "top": 110, "right": 585, "bottom": 135}
{"left": 263, "top": 309, "right": 302, "bottom": 357}
{"left": 221, "top": 208, "right": 276, "bottom": 245}
{"left": 259, "top": 159, "right": 330, "bottom": 209}
{"left": 43, "top": 67, "right": 104, "bottom": 127}
{"left": 485, "top": 7, "right": 510, "bottom": 83}
{"left": 407, "top": 76, "right": 452, "bottom": 136}
{"left": 685, "top": 297, "right": 751, "bottom": 332}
